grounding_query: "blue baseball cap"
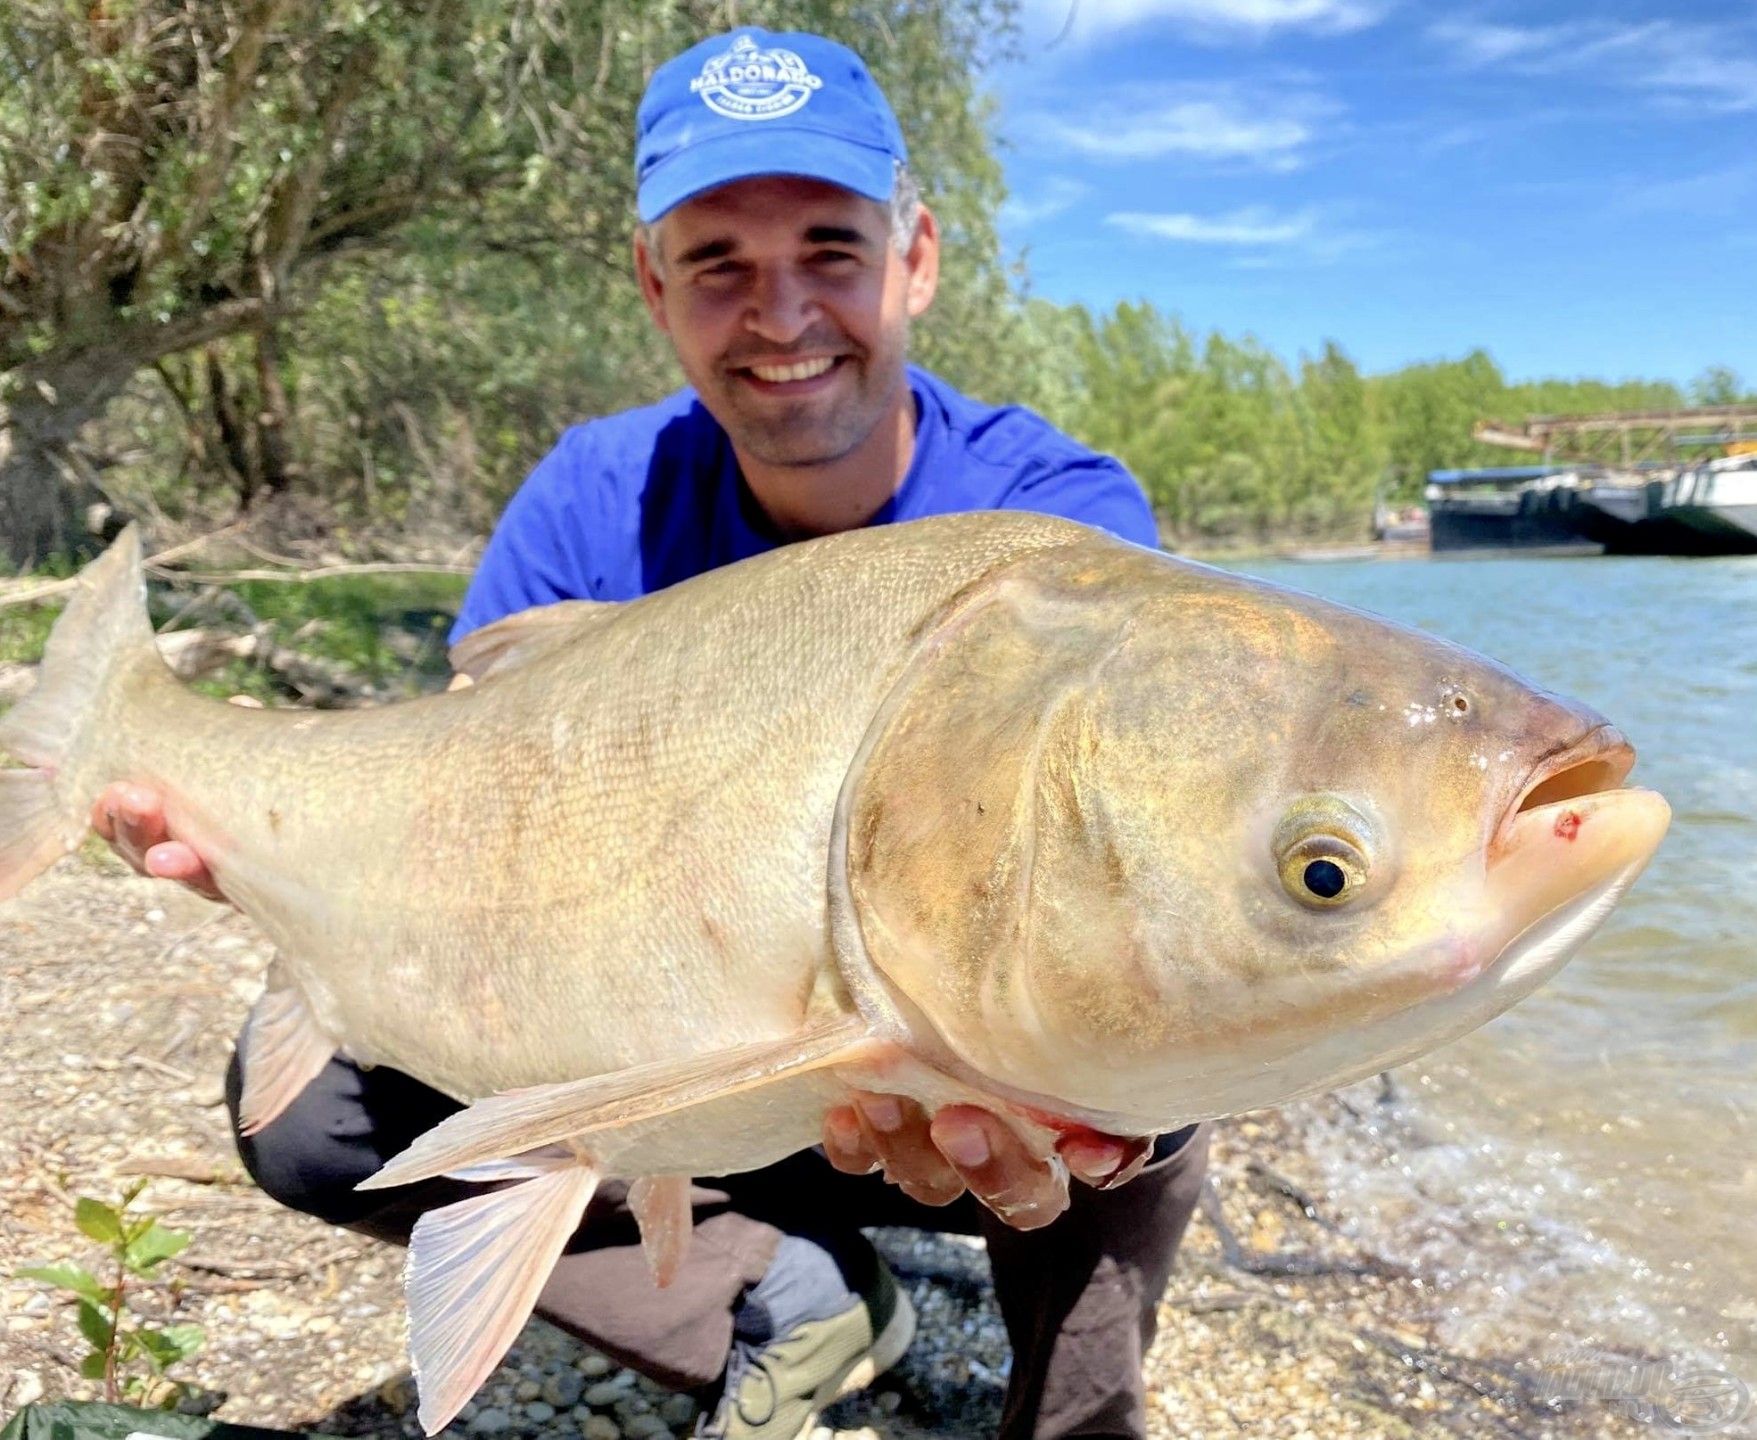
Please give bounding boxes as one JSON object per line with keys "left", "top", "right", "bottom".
{"left": 635, "top": 28, "right": 909, "bottom": 225}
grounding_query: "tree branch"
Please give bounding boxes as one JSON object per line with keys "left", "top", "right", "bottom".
{"left": 150, "top": 0, "right": 301, "bottom": 273}
{"left": 259, "top": 38, "right": 378, "bottom": 292}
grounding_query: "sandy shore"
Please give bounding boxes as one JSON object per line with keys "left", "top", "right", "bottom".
{"left": 2, "top": 859, "right": 1650, "bottom": 1438}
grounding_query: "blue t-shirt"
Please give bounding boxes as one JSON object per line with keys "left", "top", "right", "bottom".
{"left": 452, "top": 366, "right": 1155, "bottom": 641}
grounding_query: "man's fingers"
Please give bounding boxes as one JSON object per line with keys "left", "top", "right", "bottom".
{"left": 91, "top": 782, "right": 224, "bottom": 900}
{"left": 1059, "top": 1132, "right": 1154, "bottom": 1190}
{"left": 930, "top": 1105, "right": 1070, "bottom": 1231}
{"left": 94, "top": 783, "right": 169, "bottom": 868}
{"left": 142, "top": 841, "right": 222, "bottom": 899}
{"left": 852, "top": 1094, "right": 965, "bottom": 1207}
{"left": 822, "top": 1105, "right": 881, "bottom": 1176}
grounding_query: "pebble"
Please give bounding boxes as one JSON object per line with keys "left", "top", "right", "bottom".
{"left": 585, "top": 1379, "right": 634, "bottom": 1406}
{"left": 12, "top": 1372, "right": 43, "bottom": 1407}
{"left": 577, "top": 1354, "right": 613, "bottom": 1378}
{"left": 580, "top": 1417, "right": 621, "bottom": 1440}
{"left": 515, "top": 1378, "right": 543, "bottom": 1402}
{"left": 379, "top": 1376, "right": 417, "bottom": 1416}
{"left": 657, "top": 1395, "right": 697, "bottom": 1428}
{"left": 622, "top": 1416, "right": 667, "bottom": 1440}
{"left": 524, "top": 1401, "right": 556, "bottom": 1423}
{"left": 466, "top": 1407, "right": 512, "bottom": 1436}
{"left": 544, "top": 1371, "right": 585, "bottom": 1408}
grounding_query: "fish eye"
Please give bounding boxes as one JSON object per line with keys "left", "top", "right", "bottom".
{"left": 1273, "top": 798, "right": 1374, "bottom": 909}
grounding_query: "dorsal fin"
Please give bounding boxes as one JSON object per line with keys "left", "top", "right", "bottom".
{"left": 448, "top": 600, "right": 618, "bottom": 682}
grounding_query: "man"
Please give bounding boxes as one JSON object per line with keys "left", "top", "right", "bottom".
{"left": 95, "top": 27, "right": 1211, "bottom": 1440}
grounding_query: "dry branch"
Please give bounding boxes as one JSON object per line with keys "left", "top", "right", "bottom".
{"left": 154, "top": 560, "right": 476, "bottom": 584}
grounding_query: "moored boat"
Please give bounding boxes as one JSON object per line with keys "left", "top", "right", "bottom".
{"left": 1425, "top": 467, "right": 1602, "bottom": 555}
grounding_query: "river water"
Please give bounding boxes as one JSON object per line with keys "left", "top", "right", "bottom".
{"left": 1231, "top": 551, "right": 1757, "bottom": 1413}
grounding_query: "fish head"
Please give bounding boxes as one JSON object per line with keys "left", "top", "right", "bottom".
{"left": 842, "top": 539, "right": 1671, "bottom": 1134}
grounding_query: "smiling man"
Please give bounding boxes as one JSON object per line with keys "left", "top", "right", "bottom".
{"left": 94, "top": 27, "right": 1209, "bottom": 1440}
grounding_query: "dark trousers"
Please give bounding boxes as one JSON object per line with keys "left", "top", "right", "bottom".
{"left": 225, "top": 1044, "right": 1209, "bottom": 1440}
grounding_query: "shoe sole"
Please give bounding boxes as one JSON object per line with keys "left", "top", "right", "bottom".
{"left": 790, "top": 1285, "right": 918, "bottom": 1440}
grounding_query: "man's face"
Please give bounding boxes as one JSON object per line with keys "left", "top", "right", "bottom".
{"left": 634, "top": 175, "right": 939, "bottom": 469}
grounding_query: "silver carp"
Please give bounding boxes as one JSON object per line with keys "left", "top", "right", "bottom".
{"left": 0, "top": 516, "right": 1669, "bottom": 1430}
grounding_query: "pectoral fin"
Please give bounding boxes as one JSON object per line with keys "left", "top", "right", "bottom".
{"left": 628, "top": 1174, "right": 693, "bottom": 1288}
{"left": 449, "top": 599, "right": 619, "bottom": 682}
{"left": 361, "top": 1014, "right": 874, "bottom": 1192}
{"left": 236, "top": 977, "right": 336, "bottom": 1136}
{"left": 408, "top": 1151, "right": 599, "bottom": 1434}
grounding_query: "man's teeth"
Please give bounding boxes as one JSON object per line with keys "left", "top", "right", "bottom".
{"left": 749, "top": 357, "right": 836, "bottom": 384}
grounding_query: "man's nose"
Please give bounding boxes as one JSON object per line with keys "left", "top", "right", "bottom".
{"left": 743, "top": 266, "right": 818, "bottom": 344}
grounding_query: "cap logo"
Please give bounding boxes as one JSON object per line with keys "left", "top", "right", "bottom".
{"left": 690, "top": 34, "right": 823, "bottom": 122}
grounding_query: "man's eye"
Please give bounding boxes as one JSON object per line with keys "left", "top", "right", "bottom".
{"left": 813, "top": 250, "right": 858, "bottom": 265}
{"left": 693, "top": 261, "right": 746, "bottom": 285}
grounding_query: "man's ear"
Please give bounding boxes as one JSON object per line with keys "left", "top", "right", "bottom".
{"left": 633, "top": 226, "right": 670, "bottom": 333}
{"left": 904, "top": 205, "right": 941, "bottom": 319}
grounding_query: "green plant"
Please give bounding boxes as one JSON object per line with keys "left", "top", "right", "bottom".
{"left": 17, "top": 1179, "right": 205, "bottom": 1408}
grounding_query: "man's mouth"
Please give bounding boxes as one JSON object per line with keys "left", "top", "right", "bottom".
{"left": 733, "top": 355, "right": 846, "bottom": 393}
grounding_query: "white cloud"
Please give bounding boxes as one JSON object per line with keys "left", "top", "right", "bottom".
{"left": 1107, "top": 206, "right": 1317, "bottom": 244}
{"left": 1430, "top": 18, "right": 1757, "bottom": 114}
{"left": 1104, "top": 205, "right": 1388, "bottom": 263}
{"left": 1025, "top": 0, "right": 1385, "bottom": 44}
{"left": 999, "top": 177, "right": 1094, "bottom": 227}
{"left": 1021, "top": 85, "right": 1332, "bottom": 167}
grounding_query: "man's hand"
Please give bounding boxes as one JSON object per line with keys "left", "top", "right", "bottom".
{"left": 91, "top": 782, "right": 224, "bottom": 902}
{"left": 822, "top": 1093, "right": 1153, "bottom": 1231}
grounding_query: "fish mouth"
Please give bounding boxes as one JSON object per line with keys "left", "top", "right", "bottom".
{"left": 1479, "top": 723, "right": 1669, "bottom": 977}
{"left": 1492, "top": 722, "right": 1636, "bottom": 858}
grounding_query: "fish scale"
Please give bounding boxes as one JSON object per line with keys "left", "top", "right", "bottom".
{"left": 0, "top": 514, "right": 1669, "bottom": 1434}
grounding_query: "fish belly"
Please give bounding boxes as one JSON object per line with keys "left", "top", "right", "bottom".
{"left": 105, "top": 513, "right": 1095, "bottom": 1103}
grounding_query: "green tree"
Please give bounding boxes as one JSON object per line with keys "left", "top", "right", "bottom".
{"left": 1690, "top": 365, "right": 1745, "bottom": 406}
{"left": 0, "top": 0, "right": 1025, "bottom": 566}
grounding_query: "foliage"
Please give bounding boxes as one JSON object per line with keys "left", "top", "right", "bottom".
{"left": 1, "top": 0, "right": 1031, "bottom": 556}
{"left": 16, "top": 1181, "right": 205, "bottom": 1408}
{"left": 2, "top": 1, "right": 1742, "bottom": 559}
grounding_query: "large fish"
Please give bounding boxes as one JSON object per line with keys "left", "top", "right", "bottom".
{"left": 0, "top": 517, "right": 1668, "bottom": 1430}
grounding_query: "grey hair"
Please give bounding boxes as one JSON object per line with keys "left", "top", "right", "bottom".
{"left": 639, "top": 163, "right": 924, "bottom": 273}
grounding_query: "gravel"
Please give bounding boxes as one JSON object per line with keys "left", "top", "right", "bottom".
{"left": 1, "top": 858, "right": 1654, "bottom": 1439}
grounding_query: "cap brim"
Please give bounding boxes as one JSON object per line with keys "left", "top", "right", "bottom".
{"left": 637, "top": 126, "right": 896, "bottom": 224}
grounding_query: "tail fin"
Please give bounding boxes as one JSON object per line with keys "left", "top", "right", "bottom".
{"left": 0, "top": 526, "right": 160, "bottom": 901}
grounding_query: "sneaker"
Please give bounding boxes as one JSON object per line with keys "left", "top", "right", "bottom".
{"left": 696, "top": 1258, "right": 916, "bottom": 1440}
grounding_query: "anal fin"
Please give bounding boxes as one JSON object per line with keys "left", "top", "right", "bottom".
{"left": 628, "top": 1175, "right": 693, "bottom": 1288}
{"left": 237, "top": 978, "right": 336, "bottom": 1136}
{"left": 362, "top": 1013, "right": 874, "bottom": 1192}
{"left": 409, "top": 1152, "right": 599, "bottom": 1434}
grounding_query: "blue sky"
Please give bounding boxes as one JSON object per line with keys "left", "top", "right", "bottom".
{"left": 984, "top": 0, "right": 1756, "bottom": 387}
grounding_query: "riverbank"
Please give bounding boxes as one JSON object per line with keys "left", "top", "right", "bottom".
{"left": 1, "top": 858, "right": 1660, "bottom": 1439}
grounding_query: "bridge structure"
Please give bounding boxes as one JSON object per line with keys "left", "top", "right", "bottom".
{"left": 1474, "top": 405, "right": 1757, "bottom": 467}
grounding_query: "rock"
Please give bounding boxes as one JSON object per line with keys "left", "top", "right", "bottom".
{"left": 585, "top": 1379, "right": 634, "bottom": 1406}
{"left": 622, "top": 1415, "right": 668, "bottom": 1440}
{"left": 581, "top": 1417, "right": 621, "bottom": 1440}
{"left": 544, "top": 1371, "right": 585, "bottom": 1408}
{"left": 613, "top": 1397, "right": 652, "bottom": 1422}
{"left": 657, "top": 1395, "right": 697, "bottom": 1428}
{"left": 524, "top": 1402, "right": 557, "bottom": 1423}
{"left": 516, "top": 1378, "right": 544, "bottom": 1402}
{"left": 379, "top": 1376, "right": 418, "bottom": 1415}
{"left": 875, "top": 1391, "right": 903, "bottom": 1415}
{"left": 467, "top": 1408, "right": 513, "bottom": 1436}
{"left": 577, "top": 1354, "right": 614, "bottom": 1378}
{"left": 11, "top": 1372, "right": 43, "bottom": 1407}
